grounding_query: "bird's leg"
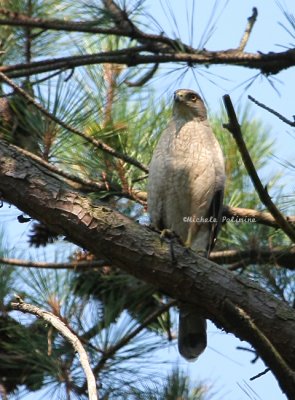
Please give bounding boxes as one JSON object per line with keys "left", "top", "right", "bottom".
{"left": 184, "top": 224, "right": 207, "bottom": 257}
{"left": 159, "top": 228, "right": 175, "bottom": 242}
{"left": 159, "top": 229, "right": 178, "bottom": 265}
{"left": 184, "top": 224, "right": 194, "bottom": 249}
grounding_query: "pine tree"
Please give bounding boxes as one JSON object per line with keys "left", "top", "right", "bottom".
{"left": 0, "top": 1, "right": 294, "bottom": 399}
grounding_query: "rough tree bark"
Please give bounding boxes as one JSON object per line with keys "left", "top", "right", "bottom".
{"left": 0, "top": 140, "right": 295, "bottom": 396}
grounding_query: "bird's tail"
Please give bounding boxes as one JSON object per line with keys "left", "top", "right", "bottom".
{"left": 178, "top": 303, "right": 207, "bottom": 361}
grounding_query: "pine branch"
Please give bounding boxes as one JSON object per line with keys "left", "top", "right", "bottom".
{"left": 1, "top": 48, "right": 294, "bottom": 79}
{"left": 0, "top": 6, "right": 194, "bottom": 52}
{"left": 0, "top": 4, "right": 294, "bottom": 77}
{"left": 11, "top": 299, "right": 98, "bottom": 400}
{"left": 223, "top": 94, "right": 295, "bottom": 243}
{"left": 0, "top": 72, "right": 148, "bottom": 173}
{"left": 8, "top": 145, "right": 145, "bottom": 201}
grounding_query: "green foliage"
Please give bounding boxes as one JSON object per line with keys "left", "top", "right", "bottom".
{"left": 0, "top": 0, "right": 68, "bottom": 64}
{"left": 72, "top": 268, "right": 172, "bottom": 334}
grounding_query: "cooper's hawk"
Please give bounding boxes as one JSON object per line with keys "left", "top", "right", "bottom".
{"left": 148, "top": 89, "right": 225, "bottom": 360}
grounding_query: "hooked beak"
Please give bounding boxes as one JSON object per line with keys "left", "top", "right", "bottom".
{"left": 174, "top": 91, "right": 184, "bottom": 103}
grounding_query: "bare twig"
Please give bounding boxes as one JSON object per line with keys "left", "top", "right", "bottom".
{"left": 223, "top": 205, "right": 295, "bottom": 229}
{"left": 224, "top": 300, "right": 295, "bottom": 398}
{"left": 210, "top": 247, "right": 295, "bottom": 270}
{"left": 249, "top": 95, "right": 295, "bottom": 127}
{"left": 0, "top": 72, "right": 148, "bottom": 173}
{"left": 11, "top": 300, "right": 98, "bottom": 400}
{"left": 3, "top": 245, "right": 293, "bottom": 271}
{"left": 250, "top": 368, "right": 270, "bottom": 381}
{"left": 0, "top": 257, "right": 106, "bottom": 269}
{"left": 238, "top": 7, "right": 258, "bottom": 51}
{"left": 223, "top": 94, "right": 295, "bottom": 242}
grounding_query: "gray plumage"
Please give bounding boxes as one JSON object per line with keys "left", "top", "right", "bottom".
{"left": 148, "top": 89, "right": 225, "bottom": 360}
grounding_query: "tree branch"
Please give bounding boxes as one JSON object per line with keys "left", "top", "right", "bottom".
{"left": 1, "top": 49, "right": 294, "bottom": 79}
{"left": 210, "top": 247, "right": 295, "bottom": 270}
{"left": 119, "top": 190, "right": 295, "bottom": 229}
{"left": 223, "top": 205, "right": 295, "bottom": 229}
{"left": 248, "top": 95, "right": 295, "bottom": 127}
{"left": 223, "top": 94, "right": 295, "bottom": 242}
{"left": 0, "top": 6, "right": 194, "bottom": 53}
{"left": 237, "top": 7, "right": 258, "bottom": 51}
{"left": 11, "top": 299, "right": 98, "bottom": 400}
{"left": 8, "top": 145, "right": 145, "bottom": 203}
{"left": 0, "top": 4, "right": 294, "bottom": 78}
{"left": 1, "top": 140, "right": 295, "bottom": 397}
{"left": 0, "top": 257, "right": 106, "bottom": 269}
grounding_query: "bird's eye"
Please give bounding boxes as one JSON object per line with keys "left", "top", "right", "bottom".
{"left": 190, "top": 94, "right": 197, "bottom": 102}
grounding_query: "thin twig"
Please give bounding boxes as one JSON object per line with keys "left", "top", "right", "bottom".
{"left": 248, "top": 95, "right": 295, "bottom": 127}
{"left": 9, "top": 145, "right": 147, "bottom": 204}
{"left": 236, "top": 346, "right": 258, "bottom": 363}
{"left": 238, "top": 7, "right": 258, "bottom": 51}
{"left": 210, "top": 247, "right": 295, "bottom": 270}
{"left": 224, "top": 300, "right": 295, "bottom": 398}
{"left": 9, "top": 144, "right": 115, "bottom": 192}
{"left": 223, "top": 205, "right": 295, "bottom": 229}
{"left": 0, "top": 257, "right": 106, "bottom": 269}
{"left": 0, "top": 72, "right": 148, "bottom": 173}
{"left": 223, "top": 94, "right": 295, "bottom": 242}
{"left": 11, "top": 299, "right": 98, "bottom": 400}
{"left": 250, "top": 368, "right": 270, "bottom": 381}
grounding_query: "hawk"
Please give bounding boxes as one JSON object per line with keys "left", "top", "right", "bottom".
{"left": 148, "top": 89, "right": 225, "bottom": 360}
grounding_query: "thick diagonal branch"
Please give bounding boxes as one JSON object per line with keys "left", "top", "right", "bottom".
{"left": 1, "top": 140, "right": 295, "bottom": 397}
{"left": 223, "top": 94, "right": 295, "bottom": 242}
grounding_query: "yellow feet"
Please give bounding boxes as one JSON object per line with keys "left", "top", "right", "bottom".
{"left": 160, "top": 228, "right": 175, "bottom": 242}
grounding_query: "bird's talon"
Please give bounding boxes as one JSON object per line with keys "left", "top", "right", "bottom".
{"left": 160, "top": 228, "right": 174, "bottom": 243}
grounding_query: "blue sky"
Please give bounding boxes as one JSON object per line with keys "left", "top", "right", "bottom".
{"left": 2, "top": 1, "right": 294, "bottom": 399}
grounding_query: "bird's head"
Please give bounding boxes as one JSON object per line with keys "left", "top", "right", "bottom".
{"left": 173, "top": 89, "right": 207, "bottom": 121}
